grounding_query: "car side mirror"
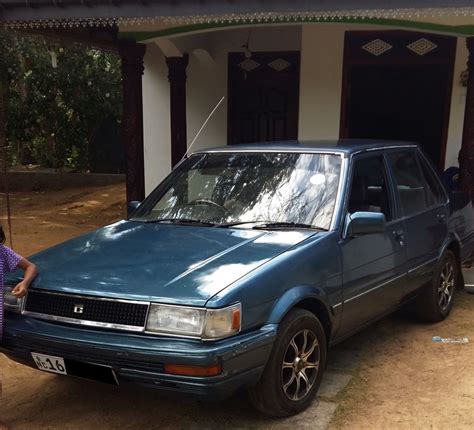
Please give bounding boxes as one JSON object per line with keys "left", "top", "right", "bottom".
{"left": 345, "top": 212, "right": 386, "bottom": 238}
{"left": 127, "top": 200, "right": 141, "bottom": 217}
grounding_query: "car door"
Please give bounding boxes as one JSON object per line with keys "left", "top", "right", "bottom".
{"left": 338, "top": 153, "right": 408, "bottom": 335}
{"left": 386, "top": 149, "right": 448, "bottom": 293}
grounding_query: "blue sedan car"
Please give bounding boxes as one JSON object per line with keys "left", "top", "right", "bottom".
{"left": 2, "top": 140, "right": 474, "bottom": 416}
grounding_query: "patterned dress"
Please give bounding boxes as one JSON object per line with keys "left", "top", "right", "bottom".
{"left": 0, "top": 245, "right": 23, "bottom": 340}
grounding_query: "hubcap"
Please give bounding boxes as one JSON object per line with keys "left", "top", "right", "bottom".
{"left": 438, "top": 260, "right": 455, "bottom": 311}
{"left": 281, "top": 329, "right": 320, "bottom": 401}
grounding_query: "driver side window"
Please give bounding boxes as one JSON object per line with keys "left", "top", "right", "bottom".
{"left": 348, "top": 155, "right": 392, "bottom": 221}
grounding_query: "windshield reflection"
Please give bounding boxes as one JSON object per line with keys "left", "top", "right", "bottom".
{"left": 133, "top": 152, "right": 342, "bottom": 230}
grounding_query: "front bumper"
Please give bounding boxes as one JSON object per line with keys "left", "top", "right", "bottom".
{"left": 0, "top": 314, "right": 277, "bottom": 399}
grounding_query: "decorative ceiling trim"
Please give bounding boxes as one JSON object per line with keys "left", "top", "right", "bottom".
{"left": 119, "top": 18, "right": 474, "bottom": 42}
{"left": 3, "top": 7, "right": 474, "bottom": 31}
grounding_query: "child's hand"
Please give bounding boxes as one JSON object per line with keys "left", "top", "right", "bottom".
{"left": 11, "top": 281, "right": 29, "bottom": 298}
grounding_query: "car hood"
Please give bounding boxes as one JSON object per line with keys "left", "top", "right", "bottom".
{"left": 24, "top": 221, "right": 318, "bottom": 306}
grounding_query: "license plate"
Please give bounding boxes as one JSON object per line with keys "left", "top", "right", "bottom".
{"left": 31, "top": 353, "right": 67, "bottom": 375}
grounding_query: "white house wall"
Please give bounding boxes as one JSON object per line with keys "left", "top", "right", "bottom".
{"left": 142, "top": 43, "right": 171, "bottom": 194}
{"left": 299, "top": 23, "right": 468, "bottom": 168}
{"left": 446, "top": 37, "right": 468, "bottom": 168}
{"left": 141, "top": 23, "right": 468, "bottom": 195}
{"left": 185, "top": 25, "right": 302, "bottom": 153}
{"left": 298, "top": 23, "right": 387, "bottom": 141}
{"left": 298, "top": 24, "right": 346, "bottom": 141}
{"left": 142, "top": 26, "right": 302, "bottom": 194}
{"left": 185, "top": 52, "right": 227, "bottom": 153}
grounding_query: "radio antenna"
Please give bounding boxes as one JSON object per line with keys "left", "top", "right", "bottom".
{"left": 183, "top": 95, "right": 225, "bottom": 160}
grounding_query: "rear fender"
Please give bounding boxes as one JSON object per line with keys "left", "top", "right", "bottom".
{"left": 439, "top": 235, "right": 462, "bottom": 261}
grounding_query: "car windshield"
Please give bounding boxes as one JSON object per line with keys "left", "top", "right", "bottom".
{"left": 133, "top": 152, "right": 342, "bottom": 230}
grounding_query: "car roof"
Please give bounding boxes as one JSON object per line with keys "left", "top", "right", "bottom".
{"left": 192, "top": 139, "right": 418, "bottom": 156}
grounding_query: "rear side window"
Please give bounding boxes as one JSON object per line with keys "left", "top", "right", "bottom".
{"left": 418, "top": 153, "right": 446, "bottom": 207}
{"left": 388, "top": 151, "right": 427, "bottom": 216}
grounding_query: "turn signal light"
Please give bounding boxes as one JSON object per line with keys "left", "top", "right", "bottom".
{"left": 164, "top": 363, "right": 222, "bottom": 377}
{"left": 231, "top": 307, "right": 241, "bottom": 330}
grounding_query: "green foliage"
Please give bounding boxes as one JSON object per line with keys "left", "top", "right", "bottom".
{"left": 0, "top": 31, "right": 122, "bottom": 171}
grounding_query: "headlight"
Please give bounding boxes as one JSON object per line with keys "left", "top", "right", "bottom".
{"left": 3, "top": 286, "right": 24, "bottom": 313}
{"left": 146, "top": 304, "right": 205, "bottom": 337}
{"left": 146, "top": 303, "right": 241, "bottom": 340}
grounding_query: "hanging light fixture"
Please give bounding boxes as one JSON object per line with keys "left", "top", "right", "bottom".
{"left": 241, "top": 31, "right": 252, "bottom": 58}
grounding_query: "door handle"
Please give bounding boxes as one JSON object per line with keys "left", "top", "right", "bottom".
{"left": 392, "top": 230, "right": 405, "bottom": 243}
{"left": 436, "top": 213, "right": 447, "bottom": 223}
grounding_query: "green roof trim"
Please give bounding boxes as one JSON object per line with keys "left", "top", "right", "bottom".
{"left": 119, "top": 16, "right": 474, "bottom": 41}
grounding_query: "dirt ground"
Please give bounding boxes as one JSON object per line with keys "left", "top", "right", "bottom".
{"left": 1, "top": 184, "right": 474, "bottom": 429}
{"left": 329, "top": 293, "right": 474, "bottom": 429}
{"left": 0, "top": 184, "right": 127, "bottom": 257}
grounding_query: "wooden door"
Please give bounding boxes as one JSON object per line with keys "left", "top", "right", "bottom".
{"left": 228, "top": 51, "right": 300, "bottom": 145}
{"left": 340, "top": 31, "right": 456, "bottom": 169}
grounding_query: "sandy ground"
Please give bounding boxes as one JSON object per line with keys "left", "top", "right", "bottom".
{"left": 0, "top": 184, "right": 127, "bottom": 257}
{"left": 329, "top": 294, "right": 474, "bottom": 429}
{"left": 0, "top": 184, "right": 474, "bottom": 429}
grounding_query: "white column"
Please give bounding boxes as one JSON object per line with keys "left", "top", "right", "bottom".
{"left": 298, "top": 25, "right": 345, "bottom": 141}
{"left": 142, "top": 43, "right": 172, "bottom": 195}
{"left": 445, "top": 37, "right": 468, "bottom": 168}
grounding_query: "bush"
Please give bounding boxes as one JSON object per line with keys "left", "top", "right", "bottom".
{"left": 0, "top": 31, "right": 122, "bottom": 172}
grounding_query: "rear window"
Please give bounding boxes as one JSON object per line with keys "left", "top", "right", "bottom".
{"left": 388, "top": 151, "right": 427, "bottom": 216}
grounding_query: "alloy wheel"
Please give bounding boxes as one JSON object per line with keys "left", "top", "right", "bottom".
{"left": 281, "top": 329, "right": 320, "bottom": 401}
{"left": 438, "top": 260, "right": 455, "bottom": 312}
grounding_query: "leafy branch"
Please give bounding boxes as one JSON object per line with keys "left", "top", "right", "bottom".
{"left": 0, "top": 30, "right": 122, "bottom": 172}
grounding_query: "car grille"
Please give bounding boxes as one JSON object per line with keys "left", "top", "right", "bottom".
{"left": 24, "top": 289, "right": 149, "bottom": 329}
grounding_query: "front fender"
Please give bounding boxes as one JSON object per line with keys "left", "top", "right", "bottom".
{"left": 265, "top": 284, "right": 332, "bottom": 325}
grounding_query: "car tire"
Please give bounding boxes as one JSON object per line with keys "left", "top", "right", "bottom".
{"left": 248, "top": 308, "right": 327, "bottom": 417}
{"left": 416, "top": 250, "right": 458, "bottom": 322}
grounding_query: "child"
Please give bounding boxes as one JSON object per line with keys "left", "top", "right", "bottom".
{"left": 0, "top": 226, "right": 37, "bottom": 339}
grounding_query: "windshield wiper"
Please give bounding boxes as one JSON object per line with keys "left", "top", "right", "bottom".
{"left": 253, "top": 222, "right": 327, "bottom": 231}
{"left": 139, "top": 218, "right": 216, "bottom": 226}
{"left": 219, "top": 221, "right": 327, "bottom": 230}
{"left": 218, "top": 220, "right": 270, "bottom": 228}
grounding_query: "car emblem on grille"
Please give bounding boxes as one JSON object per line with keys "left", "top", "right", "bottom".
{"left": 73, "top": 304, "right": 84, "bottom": 314}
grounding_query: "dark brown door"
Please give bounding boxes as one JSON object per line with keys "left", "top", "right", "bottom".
{"left": 228, "top": 51, "right": 300, "bottom": 145}
{"left": 341, "top": 31, "right": 456, "bottom": 169}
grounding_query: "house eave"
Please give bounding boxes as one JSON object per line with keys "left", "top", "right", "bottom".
{"left": 2, "top": 1, "right": 474, "bottom": 29}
